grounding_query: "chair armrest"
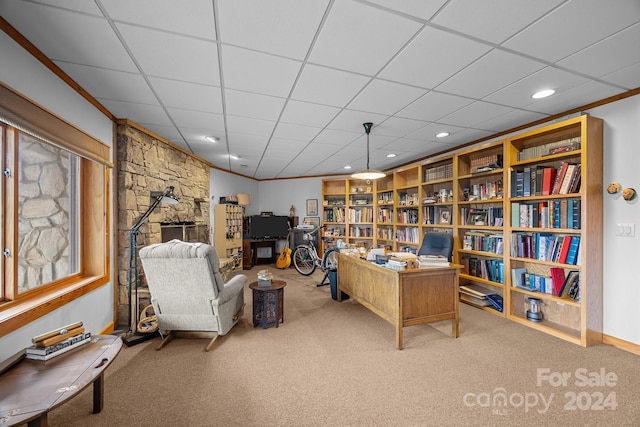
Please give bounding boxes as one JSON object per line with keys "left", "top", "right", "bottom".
{"left": 217, "top": 275, "right": 246, "bottom": 304}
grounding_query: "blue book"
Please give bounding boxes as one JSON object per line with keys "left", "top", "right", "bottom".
{"left": 565, "top": 236, "right": 581, "bottom": 265}
{"left": 485, "top": 294, "right": 504, "bottom": 312}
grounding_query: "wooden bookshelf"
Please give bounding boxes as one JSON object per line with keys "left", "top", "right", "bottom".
{"left": 320, "top": 115, "right": 603, "bottom": 346}
{"left": 214, "top": 204, "right": 244, "bottom": 272}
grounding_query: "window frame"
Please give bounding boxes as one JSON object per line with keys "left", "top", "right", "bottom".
{"left": 0, "top": 84, "right": 111, "bottom": 339}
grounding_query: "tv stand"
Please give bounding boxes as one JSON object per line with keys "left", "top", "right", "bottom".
{"left": 242, "top": 238, "right": 277, "bottom": 269}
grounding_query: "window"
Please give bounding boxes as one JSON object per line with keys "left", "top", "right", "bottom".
{"left": 17, "top": 132, "right": 80, "bottom": 293}
{"left": 0, "top": 83, "right": 111, "bottom": 338}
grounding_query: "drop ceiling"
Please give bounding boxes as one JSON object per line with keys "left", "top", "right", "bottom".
{"left": 1, "top": 0, "right": 639, "bottom": 180}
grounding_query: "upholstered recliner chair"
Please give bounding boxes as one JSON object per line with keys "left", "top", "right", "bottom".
{"left": 139, "top": 239, "right": 246, "bottom": 351}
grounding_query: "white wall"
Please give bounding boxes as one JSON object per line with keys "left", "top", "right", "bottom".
{"left": 587, "top": 96, "right": 640, "bottom": 344}
{"left": 0, "top": 32, "right": 115, "bottom": 361}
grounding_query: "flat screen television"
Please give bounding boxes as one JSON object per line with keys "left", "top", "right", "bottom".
{"left": 247, "top": 215, "right": 289, "bottom": 239}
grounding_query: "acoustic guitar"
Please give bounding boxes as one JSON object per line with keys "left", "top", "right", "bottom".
{"left": 276, "top": 235, "right": 292, "bottom": 269}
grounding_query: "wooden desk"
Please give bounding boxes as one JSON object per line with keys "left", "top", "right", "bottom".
{"left": 337, "top": 254, "right": 461, "bottom": 350}
{"left": 0, "top": 335, "right": 122, "bottom": 426}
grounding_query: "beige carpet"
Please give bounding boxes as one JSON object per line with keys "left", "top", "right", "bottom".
{"left": 49, "top": 265, "right": 638, "bottom": 426}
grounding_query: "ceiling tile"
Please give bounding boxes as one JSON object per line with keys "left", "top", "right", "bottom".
{"left": 57, "top": 63, "right": 157, "bottom": 104}
{"left": 98, "top": 99, "right": 170, "bottom": 125}
{"left": 433, "top": 0, "right": 564, "bottom": 44}
{"left": 363, "top": 0, "right": 447, "bottom": 21}
{"left": 224, "top": 90, "right": 286, "bottom": 122}
{"left": 503, "top": 0, "right": 640, "bottom": 62}
{"left": 483, "top": 67, "right": 590, "bottom": 109}
{"left": 436, "top": 49, "right": 546, "bottom": 98}
{"left": 272, "top": 123, "right": 322, "bottom": 141}
{"left": 557, "top": 23, "right": 640, "bottom": 79}
{"left": 473, "top": 109, "right": 548, "bottom": 133}
{"left": 149, "top": 77, "right": 223, "bottom": 113}
{"left": 279, "top": 100, "right": 341, "bottom": 128}
{"left": 313, "top": 129, "right": 361, "bottom": 145}
{"left": 397, "top": 91, "right": 474, "bottom": 122}
{"left": 600, "top": 62, "right": 640, "bottom": 89}
{"left": 221, "top": 45, "right": 302, "bottom": 98}
{"left": 439, "top": 101, "right": 513, "bottom": 128}
{"left": 405, "top": 123, "right": 468, "bottom": 142}
{"left": 327, "top": 109, "right": 389, "bottom": 133}
{"left": 167, "top": 108, "right": 225, "bottom": 131}
{"left": 225, "top": 116, "right": 276, "bottom": 137}
{"left": 23, "top": 0, "right": 103, "bottom": 15}
{"left": 218, "top": 0, "right": 329, "bottom": 59}
{"left": 375, "top": 117, "right": 430, "bottom": 137}
{"left": 309, "top": 0, "right": 423, "bottom": 75}
{"left": 0, "top": 1, "right": 137, "bottom": 72}
{"left": 291, "top": 64, "right": 371, "bottom": 107}
{"left": 521, "top": 80, "right": 623, "bottom": 115}
{"left": 379, "top": 26, "right": 492, "bottom": 89}
{"left": 117, "top": 23, "right": 220, "bottom": 85}
{"left": 101, "top": 0, "right": 216, "bottom": 40}
{"left": 347, "top": 79, "right": 428, "bottom": 115}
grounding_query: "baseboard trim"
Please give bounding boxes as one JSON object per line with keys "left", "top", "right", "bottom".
{"left": 603, "top": 334, "right": 640, "bottom": 356}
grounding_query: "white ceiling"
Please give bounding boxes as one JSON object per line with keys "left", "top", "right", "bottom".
{"left": 2, "top": 0, "right": 639, "bottom": 180}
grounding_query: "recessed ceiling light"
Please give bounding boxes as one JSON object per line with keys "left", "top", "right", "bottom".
{"left": 230, "top": 154, "right": 240, "bottom": 160}
{"left": 205, "top": 135, "right": 219, "bottom": 143}
{"left": 435, "top": 132, "right": 450, "bottom": 138}
{"left": 531, "top": 89, "right": 556, "bottom": 99}
{"left": 344, "top": 165, "right": 352, "bottom": 170}
{"left": 387, "top": 153, "right": 396, "bottom": 158}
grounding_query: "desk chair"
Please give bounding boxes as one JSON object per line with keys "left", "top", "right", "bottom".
{"left": 418, "top": 232, "right": 454, "bottom": 261}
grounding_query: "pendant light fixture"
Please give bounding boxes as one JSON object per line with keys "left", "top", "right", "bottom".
{"left": 351, "top": 122, "right": 385, "bottom": 180}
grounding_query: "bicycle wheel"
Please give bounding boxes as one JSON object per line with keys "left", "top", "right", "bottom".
{"left": 293, "top": 246, "right": 316, "bottom": 276}
{"left": 321, "top": 248, "right": 339, "bottom": 272}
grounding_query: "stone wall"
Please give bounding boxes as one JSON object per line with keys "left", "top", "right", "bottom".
{"left": 116, "top": 122, "right": 210, "bottom": 327}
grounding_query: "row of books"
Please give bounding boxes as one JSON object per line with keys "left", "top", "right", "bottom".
{"left": 396, "top": 208, "right": 419, "bottom": 224}
{"left": 395, "top": 227, "right": 420, "bottom": 244}
{"left": 464, "top": 179, "right": 503, "bottom": 201}
{"left": 323, "top": 207, "right": 345, "bottom": 222}
{"left": 462, "top": 256, "right": 505, "bottom": 284}
{"left": 462, "top": 231, "right": 504, "bottom": 255}
{"left": 511, "top": 233, "right": 581, "bottom": 265}
{"left": 424, "top": 163, "right": 453, "bottom": 182}
{"left": 517, "top": 136, "right": 581, "bottom": 161}
{"left": 469, "top": 153, "right": 502, "bottom": 174}
{"left": 349, "top": 226, "right": 373, "bottom": 237}
{"left": 512, "top": 199, "right": 581, "bottom": 229}
{"left": 512, "top": 267, "right": 581, "bottom": 300}
{"left": 511, "top": 162, "right": 581, "bottom": 198}
{"left": 347, "top": 207, "right": 373, "bottom": 223}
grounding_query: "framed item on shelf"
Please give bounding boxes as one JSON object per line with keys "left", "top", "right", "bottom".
{"left": 304, "top": 217, "right": 320, "bottom": 227}
{"left": 439, "top": 208, "right": 451, "bottom": 224}
{"left": 306, "top": 199, "right": 318, "bottom": 216}
{"left": 467, "top": 210, "right": 488, "bottom": 226}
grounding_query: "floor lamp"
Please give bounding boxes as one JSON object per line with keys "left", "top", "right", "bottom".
{"left": 124, "top": 186, "right": 179, "bottom": 347}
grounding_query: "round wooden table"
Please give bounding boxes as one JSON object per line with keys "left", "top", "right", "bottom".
{"left": 249, "top": 280, "right": 286, "bottom": 329}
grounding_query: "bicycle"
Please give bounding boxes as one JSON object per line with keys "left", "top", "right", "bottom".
{"left": 292, "top": 225, "right": 339, "bottom": 286}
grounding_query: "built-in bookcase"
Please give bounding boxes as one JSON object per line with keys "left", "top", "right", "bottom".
{"left": 504, "top": 115, "right": 603, "bottom": 346}
{"left": 320, "top": 115, "right": 603, "bottom": 346}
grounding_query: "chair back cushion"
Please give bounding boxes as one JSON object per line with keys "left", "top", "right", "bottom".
{"left": 139, "top": 240, "right": 225, "bottom": 306}
{"left": 418, "top": 232, "right": 454, "bottom": 261}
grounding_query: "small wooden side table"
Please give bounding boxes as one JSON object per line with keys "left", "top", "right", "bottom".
{"left": 0, "top": 335, "right": 122, "bottom": 426}
{"left": 249, "top": 280, "right": 286, "bottom": 329}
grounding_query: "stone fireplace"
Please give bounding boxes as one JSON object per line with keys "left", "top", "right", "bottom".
{"left": 116, "top": 120, "right": 210, "bottom": 327}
